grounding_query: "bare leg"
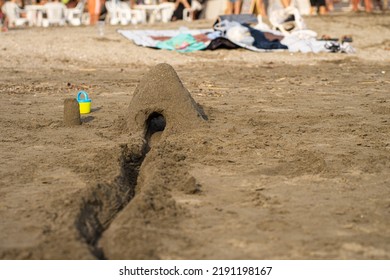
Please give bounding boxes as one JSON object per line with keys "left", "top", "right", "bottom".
{"left": 256, "top": 0, "right": 267, "bottom": 17}
{"left": 281, "top": 0, "right": 291, "bottom": 7}
{"left": 310, "top": 5, "right": 316, "bottom": 15}
{"left": 2, "top": 15, "right": 9, "bottom": 31}
{"left": 179, "top": 0, "right": 191, "bottom": 10}
{"left": 326, "top": 0, "right": 334, "bottom": 11}
{"left": 352, "top": 0, "right": 360, "bottom": 11}
{"left": 233, "top": 0, "right": 242, "bottom": 14}
{"left": 174, "top": 0, "right": 190, "bottom": 10}
{"left": 364, "top": 0, "right": 373, "bottom": 11}
{"left": 225, "top": 1, "right": 233, "bottom": 14}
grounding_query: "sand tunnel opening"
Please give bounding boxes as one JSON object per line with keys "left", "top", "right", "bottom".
{"left": 145, "top": 112, "right": 166, "bottom": 151}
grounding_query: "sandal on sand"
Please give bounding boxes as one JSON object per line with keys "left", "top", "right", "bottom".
{"left": 319, "top": 34, "right": 338, "bottom": 41}
{"left": 341, "top": 35, "right": 353, "bottom": 43}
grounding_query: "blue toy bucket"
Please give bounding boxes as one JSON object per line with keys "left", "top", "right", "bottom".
{"left": 77, "top": 91, "right": 91, "bottom": 114}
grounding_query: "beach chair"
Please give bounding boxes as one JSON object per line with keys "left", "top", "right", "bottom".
{"left": 119, "top": 2, "right": 146, "bottom": 25}
{"left": 105, "top": 1, "right": 145, "bottom": 25}
{"left": 105, "top": 1, "right": 120, "bottom": 25}
{"left": 42, "top": 2, "right": 67, "bottom": 27}
{"left": 66, "top": 0, "right": 86, "bottom": 26}
{"left": 1, "top": 1, "right": 28, "bottom": 28}
{"left": 158, "top": 2, "right": 175, "bottom": 23}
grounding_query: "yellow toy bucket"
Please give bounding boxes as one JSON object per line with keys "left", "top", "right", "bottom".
{"left": 77, "top": 91, "right": 91, "bottom": 114}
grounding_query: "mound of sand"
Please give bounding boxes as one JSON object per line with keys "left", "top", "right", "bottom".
{"left": 126, "top": 63, "right": 207, "bottom": 139}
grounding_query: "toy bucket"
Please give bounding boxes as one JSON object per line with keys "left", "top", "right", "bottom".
{"left": 77, "top": 91, "right": 91, "bottom": 114}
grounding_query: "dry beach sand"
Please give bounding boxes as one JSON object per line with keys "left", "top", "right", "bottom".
{"left": 0, "top": 13, "right": 390, "bottom": 259}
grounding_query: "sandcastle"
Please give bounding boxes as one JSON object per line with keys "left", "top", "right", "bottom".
{"left": 64, "top": 98, "right": 81, "bottom": 127}
{"left": 125, "top": 63, "right": 207, "bottom": 143}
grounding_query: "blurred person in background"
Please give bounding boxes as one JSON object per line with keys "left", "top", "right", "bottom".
{"left": 225, "top": 0, "right": 243, "bottom": 14}
{"left": 88, "top": 0, "right": 104, "bottom": 24}
{"left": 0, "top": 0, "right": 7, "bottom": 31}
{"left": 171, "top": 0, "right": 192, "bottom": 21}
{"left": 352, "top": 0, "right": 373, "bottom": 12}
{"left": 310, "top": 0, "right": 327, "bottom": 14}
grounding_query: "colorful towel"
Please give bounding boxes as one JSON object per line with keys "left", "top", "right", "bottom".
{"left": 117, "top": 29, "right": 213, "bottom": 50}
{"left": 156, "top": 33, "right": 207, "bottom": 52}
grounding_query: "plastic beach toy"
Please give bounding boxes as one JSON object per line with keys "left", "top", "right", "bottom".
{"left": 77, "top": 91, "right": 91, "bottom": 114}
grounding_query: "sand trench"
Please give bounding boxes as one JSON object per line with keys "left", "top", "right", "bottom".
{"left": 76, "top": 143, "right": 145, "bottom": 259}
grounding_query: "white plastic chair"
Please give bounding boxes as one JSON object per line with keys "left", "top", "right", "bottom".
{"left": 158, "top": 2, "right": 174, "bottom": 23}
{"left": 105, "top": 1, "right": 119, "bottom": 25}
{"left": 25, "top": 5, "right": 46, "bottom": 27}
{"left": 1, "top": 1, "right": 28, "bottom": 27}
{"left": 105, "top": 1, "right": 145, "bottom": 25}
{"left": 42, "top": 2, "right": 67, "bottom": 27}
{"left": 119, "top": 2, "right": 146, "bottom": 25}
{"left": 143, "top": 4, "right": 161, "bottom": 24}
{"left": 66, "top": 0, "right": 86, "bottom": 26}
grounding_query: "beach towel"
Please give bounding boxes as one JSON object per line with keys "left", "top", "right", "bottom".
{"left": 118, "top": 27, "right": 286, "bottom": 52}
{"left": 118, "top": 21, "right": 354, "bottom": 53}
{"left": 156, "top": 34, "right": 208, "bottom": 52}
{"left": 117, "top": 29, "right": 213, "bottom": 49}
